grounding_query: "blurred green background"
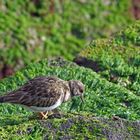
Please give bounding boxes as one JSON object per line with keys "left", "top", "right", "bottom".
{"left": 0, "top": 0, "right": 138, "bottom": 78}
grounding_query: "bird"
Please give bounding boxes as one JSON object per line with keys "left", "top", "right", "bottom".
{"left": 0, "top": 76, "right": 85, "bottom": 119}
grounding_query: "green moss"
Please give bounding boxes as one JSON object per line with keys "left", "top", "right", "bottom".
{"left": 78, "top": 21, "right": 140, "bottom": 96}
{"left": 40, "top": 114, "right": 107, "bottom": 139}
{"left": 0, "top": 58, "right": 140, "bottom": 120}
{"left": 0, "top": 113, "right": 140, "bottom": 139}
{"left": 0, "top": 116, "right": 45, "bottom": 140}
{"left": 0, "top": 58, "right": 139, "bottom": 138}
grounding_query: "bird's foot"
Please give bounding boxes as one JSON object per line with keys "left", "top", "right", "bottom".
{"left": 49, "top": 109, "right": 63, "bottom": 119}
{"left": 38, "top": 112, "right": 48, "bottom": 120}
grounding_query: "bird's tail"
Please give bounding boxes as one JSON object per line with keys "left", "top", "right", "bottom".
{"left": 0, "top": 93, "right": 17, "bottom": 103}
{"left": 0, "top": 92, "right": 21, "bottom": 104}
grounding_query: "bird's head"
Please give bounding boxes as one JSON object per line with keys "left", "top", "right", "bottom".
{"left": 68, "top": 80, "right": 85, "bottom": 102}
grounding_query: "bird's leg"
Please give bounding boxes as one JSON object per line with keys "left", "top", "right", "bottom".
{"left": 38, "top": 110, "right": 63, "bottom": 119}
{"left": 52, "top": 109, "right": 63, "bottom": 118}
{"left": 43, "top": 111, "right": 49, "bottom": 118}
{"left": 53, "top": 109, "right": 61, "bottom": 114}
{"left": 38, "top": 111, "right": 48, "bottom": 119}
{"left": 48, "top": 110, "right": 54, "bottom": 116}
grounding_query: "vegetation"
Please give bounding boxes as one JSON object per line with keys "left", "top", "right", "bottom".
{"left": 0, "top": 114, "right": 140, "bottom": 139}
{"left": 0, "top": 58, "right": 139, "bottom": 120}
{"left": 0, "top": 0, "right": 133, "bottom": 70}
{"left": 0, "top": 58, "right": 140, "bottom": 139}
{"left": 0, "top": 0, "right": 139, "bottom": 139}
{"left": 77, "top": 21, "right": 140, "bottom": 96}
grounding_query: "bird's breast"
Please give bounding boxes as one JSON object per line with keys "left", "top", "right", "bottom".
{"left": 63, "top": 91, "right": 71, "bottom": 102}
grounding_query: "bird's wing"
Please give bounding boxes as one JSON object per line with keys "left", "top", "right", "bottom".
{"left": 2, "top": 76, "right": 64, "bottom": 107}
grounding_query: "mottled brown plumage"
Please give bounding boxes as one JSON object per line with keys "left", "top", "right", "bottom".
{"left": 0, "top": 76, "right": 84, "bottom": 119}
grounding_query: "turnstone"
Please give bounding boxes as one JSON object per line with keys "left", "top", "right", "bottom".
{"left": 0, "top": 76, "right": 84, "bottom": 119}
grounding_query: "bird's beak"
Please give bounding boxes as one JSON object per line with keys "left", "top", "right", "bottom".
{"left": 80, "top": 95, "right": 84, "bottom": 103}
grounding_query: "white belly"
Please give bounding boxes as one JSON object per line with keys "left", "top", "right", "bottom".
{"left": 29, "top": 95, "right": 63, "bottom": 112}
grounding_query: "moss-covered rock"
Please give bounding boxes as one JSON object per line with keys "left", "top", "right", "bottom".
{"left": 0, "top": 58, "right": 140, "bottom": 139}
{"left": 41, "top": 115, "right": 140, "bottom": 140}
{"left": 0, "top": 58, "right": 140, "bottom": 120}
{"left": 0, "top": 114, "right": 140, "bottom": 139}
{"left": 75, "top": 21, "right": 140, "bottom": 96}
